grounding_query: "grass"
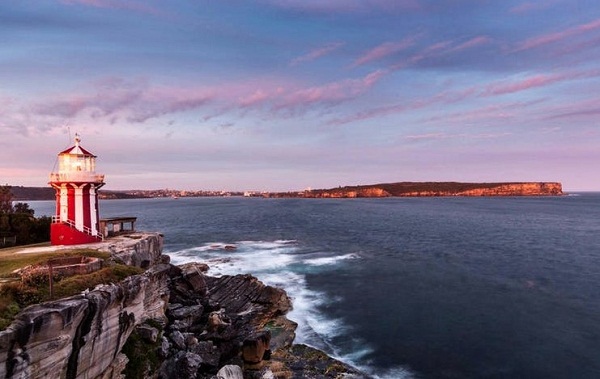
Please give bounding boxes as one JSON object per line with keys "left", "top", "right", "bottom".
{"left": 0, "top": 245, "right": 143, "bottom": 330}
{"left": 0, "top": 248, "right": 110, "bottom": 277}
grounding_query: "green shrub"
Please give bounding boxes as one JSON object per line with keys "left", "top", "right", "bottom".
{"left": 122, "top": 324, "right": 163, "bottom": 379}
{"left": 0, "top": 262, "right": 144, "bottom": 330}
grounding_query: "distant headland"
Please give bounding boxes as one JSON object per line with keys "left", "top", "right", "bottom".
{"left": 274, "top": 181, "right": 564, "bottom": 198}
{"left": 8, "top": 181, "right": 563, "bottom": 200}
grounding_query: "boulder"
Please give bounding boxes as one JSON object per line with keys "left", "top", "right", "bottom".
{"left": 214, "top": 364, "right": 243, "bottom": 379}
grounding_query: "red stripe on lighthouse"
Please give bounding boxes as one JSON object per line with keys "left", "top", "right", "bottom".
{"left": 83, "top": 185, "right": 91, "bottom": 230}
{"left": 95, "top": 194, "right": 100, "bottom": 231}
{"left": 67, "top": 186, "right": 76, "bottom": 222}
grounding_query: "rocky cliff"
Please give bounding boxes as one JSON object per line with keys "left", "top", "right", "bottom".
{"left": 302, "top": 181, "right": 563, "bottom": 198}
{"left": 0, "top": 234, "right": 366, "bottom": 379}
{"left": 0, "top": 233, "right": 169, "bottom": 379}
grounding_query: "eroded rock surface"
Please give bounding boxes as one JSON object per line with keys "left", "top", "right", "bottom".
{"left": 0, "top": 263, "right": 170, "bottom": 379}
{"left": 0, "top": 234, "right": 368, "bottom": 379}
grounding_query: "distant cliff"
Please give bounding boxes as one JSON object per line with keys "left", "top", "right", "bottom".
{"left": 293, "top": 182, "right": 563, "bottom": 198}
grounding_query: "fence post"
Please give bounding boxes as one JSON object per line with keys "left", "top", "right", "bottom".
{"left": 48, "top": 260, "right": 54, "bottom": 300}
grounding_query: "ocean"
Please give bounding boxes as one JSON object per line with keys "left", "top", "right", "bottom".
{"left": 29, "top": 193, "right": 600, "bottom": 378}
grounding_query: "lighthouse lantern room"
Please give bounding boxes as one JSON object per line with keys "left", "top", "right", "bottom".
{"left": 49, "top": 134, "right": 105, "bottom": 245}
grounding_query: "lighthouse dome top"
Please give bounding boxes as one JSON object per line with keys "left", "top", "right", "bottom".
{"left": 51, "top": 133, "right": 104, "bottom": 183}
{"left": 58, "top": 133, "right": 96, "bottom": 157}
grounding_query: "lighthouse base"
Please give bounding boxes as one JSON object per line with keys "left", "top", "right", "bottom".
{"left": 51, "top": 223, "right": 102, "bottom": 246}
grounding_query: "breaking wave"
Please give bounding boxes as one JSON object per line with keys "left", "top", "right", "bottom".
{"left": 166, "top": 239, "right": 413, "bottom": 378}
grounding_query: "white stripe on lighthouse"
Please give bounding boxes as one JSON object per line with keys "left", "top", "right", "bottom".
{"left": 89, "top": 186, "right": 98, "bottom": 235}
{"left": 75, "top": 186, "right": 84, "bottom": 231}
{"left": 60, "top": 185, "right": 68, "bottom": 222}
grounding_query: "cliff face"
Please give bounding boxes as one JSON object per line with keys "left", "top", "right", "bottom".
{"left": 0, "top": 233, "right": 366, "bottom": 379}
{"left": 0, "top": 234, "right": 168, "bottom": 379}
{"left": 451, "top": 182, "right": 562, "bottom": 196}
{"left": 305, "top": 182, "right": 563, "bottom": 198}
{"left": 312, "top": 187, "right": 391, "bottom": 198}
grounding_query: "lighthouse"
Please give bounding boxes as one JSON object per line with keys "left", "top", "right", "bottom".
{"left": 49, "top": 134, "right": 105, "bottom": 245}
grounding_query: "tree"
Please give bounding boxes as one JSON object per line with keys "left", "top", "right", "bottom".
{"left": 0, "top": 186, "right": 51, "bottom": 246}
{"left": 0, "top": 185, "right": 13, "bottom": 215}
{"left": 13, "top": 202, "right": 34, "bottom": 216}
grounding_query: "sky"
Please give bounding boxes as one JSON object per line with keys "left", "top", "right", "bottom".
{"left": 1, "top": 1, "right": 599, "bottom": 192}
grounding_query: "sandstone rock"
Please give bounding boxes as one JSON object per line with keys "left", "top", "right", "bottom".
{"left": 159, "top": 351, "right": 203, "bottom": 378}
{"left": 158, "top": 336, "right": 170, "bottom": 358}
{"left": 0, "top": 296, "right": 89, "bottom": 379}
{"left": 303, "top": 181, "right": 563, "bottom": 198}
{"left": 137, "top": 325, "right": 159, "bottom": 343}
{"left": 214, "top": 364, "right": 243, "bottom": 379}
{"left": 0, "top": 233, "right": 364, "bottom": 379}
{"left": 101, "top": 232, "right": 164, "bottom": 268}
{"left": 179, "top": 261, "right": 210, "bottom": 273}
{"left": 242, "top": 330, "right": 272, "bottom": 370}
{"left": 271, "top": 344, "right": 371, "bottom": 379}
{"left": 207, "top": 309, "right": 231, "bottom": 333}
{"left": 244, "top": 367, "right": 276, "bottom": 379}
{"left": 205, "top": 275, "right": 292, "bottom": 328}
{"left": 185, "top": 333, "right": 199, "bottom": 347}
{"left": 97, "top": 352, "right": 128, "bottom": 379}
{"left": 170, "top": 330, "right": 186, "bottom": 350}
{"left": 168, "top": 304, "right": 204, "bottom": 322}
{"left": 191, "top": 340, "right": 220, "bottom": 369}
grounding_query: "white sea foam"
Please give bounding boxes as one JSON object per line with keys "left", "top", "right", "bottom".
{"left": 370, "top": 367, "right": 415, "bottom": 379}
{"left": 304, "top": 252, "right": 361, "bottom": 266}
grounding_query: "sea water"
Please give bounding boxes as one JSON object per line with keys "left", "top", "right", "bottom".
{"left": 29, "top": 193, "right": 600, "bottom": 378}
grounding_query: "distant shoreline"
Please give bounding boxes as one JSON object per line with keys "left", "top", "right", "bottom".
{"left": 9, "top": 181, "right": 564, "bottom": 201}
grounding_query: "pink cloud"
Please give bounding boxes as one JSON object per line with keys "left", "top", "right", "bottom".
{"left": 421, "top": 100, "right": 546, "bottom": 126}
{"left": 278, "top": 70, "right": 388, "bottom": 110}
{"left": 290, "top": 42, "right": 345, "bottom": 66}
{"left": 329, "top": 67, "right": 596, "bottom": 126}
{"left": 485, "top": 74, "right": 562, "bottom": 96}
{"left": 31, "top": 78, "right": 215, "bottom": 124}
{"left": 484, "top": 69, "right": 600, "bottom": 96}
{"left": 404, "top": 132, "right": 511, "bottom": 141}
{"left": 410, "top": 40, "right": 452, "bottom": 62}
{"left": 127, "top": 88, "right": 214, "bottom": 123}
{"left": 352, "top": 37, "right": 416, "bottom": 67}
{"left": 448, "top": 36, "right": 491, "bottom": 53}
{"left": 404, "top": 132, "right": 447, "bottom": 140}
{"left": 389, "top": 36, "right": 490, "bottom": 70}
{"left": 25, "top": 70, "right": 390, "bottom": 127}
{"left": 329, "top": 85, "right": 478, "bottom": 126}
{"left": 545, "top": 98, "right": 600, "bottom": 120}
{"left": 514, "top": 17, "right": 600, "bottom": 52}
{"left": 238, "top": 89, "right": 270, "bottom": 107}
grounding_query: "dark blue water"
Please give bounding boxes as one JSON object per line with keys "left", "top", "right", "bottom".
{"left": 30, "top": 194, "right": 600, "bottom": 378}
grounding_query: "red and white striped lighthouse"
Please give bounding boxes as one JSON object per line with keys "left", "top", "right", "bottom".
{"left": 49, "top": 134, "right": 105, "bottom": 245}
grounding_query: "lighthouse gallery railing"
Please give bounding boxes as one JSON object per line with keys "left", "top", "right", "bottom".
{"left": 49, "top": 173, "right": 105, "bottom": 183}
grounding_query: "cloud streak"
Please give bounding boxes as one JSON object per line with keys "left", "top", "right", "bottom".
{"left": 331, "top": 68, "right": 598, "bottom": 125}
{"left": 485, "top": 69, "right": 600, "bottom": 96}
{"left": 20, "top": 69, "right": 389, "bottom": 130}
{"left": 352, "top": 37, "right": 417, "bottom": 67}
{"left": 514, "top": 17, "right": 600, "bottom": 52}
{"left": 290, "top": 42, "right": 345, "bottom": 66}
